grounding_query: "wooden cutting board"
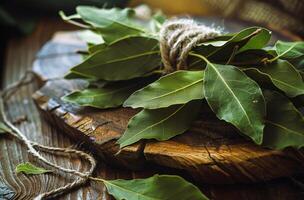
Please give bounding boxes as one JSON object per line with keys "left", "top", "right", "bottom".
{"left": 32, "top": 31, "right": 304, "bottom": 185}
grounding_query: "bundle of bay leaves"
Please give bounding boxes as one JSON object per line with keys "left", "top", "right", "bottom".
{"left": 8, "top": 5, "right": 303, "bottom": 200}
{"left": 60, "top": 6, "right": 304, "bottom": 151}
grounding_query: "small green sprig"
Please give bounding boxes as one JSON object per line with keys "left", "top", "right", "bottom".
{"left": 16, "top": 162, "right": 209, "bottom": 200}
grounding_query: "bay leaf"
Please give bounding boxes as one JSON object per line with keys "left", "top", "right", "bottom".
{"left": 272, "top": 41, "right": 304, "bottom": 71}
{"left": 124, "top": 70, "right": 204, "bottom": 109}
{"left": 88, "top": 43, "right": 107, "bottom": 54}
{"left": 16, "top": 162, "right": 52, "bottom": 175}
{"left": 290, "top": 56, "right": 304, "bottom": 71}
{"left": 104, "top": 174, "right": 208, "bottom": 200}
{"left": 232, "top": 49, "right": 273, "bottom": 66}
{"left": 188, "top": 35, "right": 234, "bottom": 68}
{"left": 263, "top": 91, "right": 304, "bottom": 149}
{"left": 242, "top": 68, "right": 278, "bottom": 89}
{"left": 237, "top": 28, "right": 271, "bottom": 53}
{"left": 148, "top": 11, "right": 167, "bottom": 33}
{"left": 275, "top": 41, "right": 304, "bottom": 60}
{"left": 118, "top": 100, "right": 201, "bottom": 148}
{"left": 62, "top": 83, "right": 141, "bottom": 109}
{"left": 86, "top": 12, "right": 165, "bottom": 54}
{"left": 0, "top": 122, "right": 10, "bottom": 134}
{"left": 76, "top": 30, "right": 104, "bottom": 45}
{"left": 76, "top": 6, "right": 145, "bottom": 43}
{"left": 64, "top": 71, "right": 96, "bottom": 80}
{"left": 70, "top": 36, "right": 161, "bottom": 81}
{"left": 190, "top": 48, "right": 272, "bottom": 69}
{"left": 244, "top": 60, "right": 304, "bottom": 97}
{"left": 186, "top": 35, "right": 233, "bottom": 69}
{"left": 211, "top": 27, "right": 269, "bottom": 60}
{"left": 203, "top": 60, "right": 265, "bottom": 144}
{"left": 192, "top": 27, "right": 270, "bottom": 64}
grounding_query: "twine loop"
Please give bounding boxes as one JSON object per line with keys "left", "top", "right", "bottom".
{"left": 1, "top": 19, "right": 222, "bottom": 199}
{"left": 159, "top": 19, "right": 221, "bottom": 73}
{"left": 0, "top": 72, "right": 96, "bottom": 200}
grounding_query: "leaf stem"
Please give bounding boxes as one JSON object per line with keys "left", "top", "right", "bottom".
{"left": 59, "top": 11, "right": 90, "bottom": 29}
{"left": 204, "top": 28, "right": 262, "bottom": 59}
{"left": 189, "top": 52, "right": 211, "bottom": 65}
{"left": 189, "top": 29, "right": 262, "bottom": 68}
{"left": 226, "top": 45, "right": 239, "bottom": 65}
{"left": 89, "top": 176, "right": 106, "bottom": 182}
{"left": 265, "top": 43, "right": 297, "bottom": 63}
{"left": 151, "top": 69, "right": 166, "bottom": 74}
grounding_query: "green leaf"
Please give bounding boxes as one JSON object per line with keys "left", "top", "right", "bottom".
{"left": 244, "top": 60, "right": 304, "bottom": 97}
{"left": 290, "top": 56, "right": 304, "bottom": 71}
{"left": 203, "top": 59, "right": 265, "bottom": 144}
{"left": 70, "top": 36, "right": 161, "bottom": 81}
{"left": 0, "top": 122, "right": 10, "bottom": 134}
{"left": 64, "top": 71, "right": 96, "bottom": 80}
{"left": 237, "top": 28, "right": 271, "bottom": 53}
{"left": 16, "top": 162, "right": 52, "bottom": 175}
{"left": 232, "top": 49, "right": 273, "bottom": 66}
{"left": 187, "top": 34, "right": 234, "bottom": 69}
{"left": 76, "top": 30, "right": 104, "bottom": 45}
{"left": 118, "top": 100, "right": 201, "bottom": 148}
{"left": 76, "top": 6, "right": 145, "bottom": 43}
{"left": 272, "top": 41, "right": 304, "bottom": 71}
{"left": 275, "top": 41, "right": 304, "bottom": 60}
{"left": 104, "top": 174, "right": 209, "bottom": 200}
{"left": 192, "top": 27, "right": 270, "bottom": 64}
{"left": 88, "top": 43, "right": 107, "bottom": 54}
{"left": 124, "top": 71, "right": 204, "bottom": 109}
{"left": 263, "top": 91, "right": 304, "bottom": 149}
{"left": 62, "top": 83, "right": 141, "bottom": 109}
{"left": 148, "top": 11, "right": 167, "bottom": 33}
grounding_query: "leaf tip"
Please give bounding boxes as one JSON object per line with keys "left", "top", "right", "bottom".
{"left": 116, "top": 139, "right": 127, "bottom": 149}
{"left": 58, "top": 10, "right": 67, "bottom": 19}
{"left": 122, "top": 101, "right": 129, "bottom": 108}
{"left": 15, "top": 162, "right": 52, "bottom": 175}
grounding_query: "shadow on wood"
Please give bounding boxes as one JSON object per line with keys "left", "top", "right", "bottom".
{"left": 32, "top": 31, "right": 304, "bottom": 185}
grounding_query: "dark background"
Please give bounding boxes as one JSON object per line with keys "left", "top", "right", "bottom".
{"left": 1, "top": 0, "right": 303, "bottom": 87}
{"left": 0, "top": 0, "right": 129, "bottom": 79}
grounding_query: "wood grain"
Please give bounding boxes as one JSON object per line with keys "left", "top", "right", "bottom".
{"left": 1, "top": 18, "right": 304, "bottom": 200}
{"left": 32, "top": 31, "right": 304, "bottom": 184}
{"left": 0, "top": 19, "right": 117, "bottom": 200}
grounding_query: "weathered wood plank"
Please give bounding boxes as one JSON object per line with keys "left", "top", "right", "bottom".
{"left": 32, "top": 31, "right": 304, "bottom": 184}
{"left": 0, "top": 19, "right": 112, "bottom": 200}
{"left": 1, "top": 18, "right": 303, "bottom": 200}
{"left": 0, "top": 176, "right": 15, "bottom": 199}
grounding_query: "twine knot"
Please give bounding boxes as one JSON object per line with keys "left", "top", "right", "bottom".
{"left": 159, "top": 19, "right": 221, "bottom": 73}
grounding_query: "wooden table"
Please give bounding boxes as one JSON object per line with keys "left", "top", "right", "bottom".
{"left": 0, "top": 19, "right": 303, "bottom": 200}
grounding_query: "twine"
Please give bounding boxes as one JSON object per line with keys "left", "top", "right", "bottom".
{"left": 0, "top": 72, "right": 96, "bottom": 200}
{"left": 0, "top": 19, "right": 221, "bottom": 199}
{"left": 159, "top": 19, "right": 221, "bottom": 72}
